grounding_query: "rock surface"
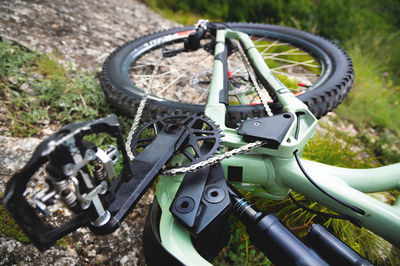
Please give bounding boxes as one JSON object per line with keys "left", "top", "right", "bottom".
{"left": 0, "top": 0, "right": 178, "bottom": 70}
{"left": 0, "top": 136, "right": 155, "bottom": 266}
{"left": 0, "top": 0, "right": 177, "bottom": 265}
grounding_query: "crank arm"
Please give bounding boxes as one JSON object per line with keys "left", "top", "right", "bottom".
{"left": 93, "top": 123, "right": 190, "bottom": 234}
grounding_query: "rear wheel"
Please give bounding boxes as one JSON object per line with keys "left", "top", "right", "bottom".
{"left": 100, "top": 23, "right": 353, "bottom": 124}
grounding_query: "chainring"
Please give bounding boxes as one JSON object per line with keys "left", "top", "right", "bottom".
{"left": 130, "top": 114, "right": 222, "bottom": 168}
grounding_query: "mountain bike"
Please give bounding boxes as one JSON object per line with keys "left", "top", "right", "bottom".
{"left": 3, "top": 21, "right": 399, "bottom": 265}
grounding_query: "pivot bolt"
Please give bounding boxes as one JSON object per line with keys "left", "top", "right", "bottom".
{"left": 174, "top": 196, "right": 195, "bottom": 213}
{"left": 203, "top": 186, "right": 225, "bottom": 204}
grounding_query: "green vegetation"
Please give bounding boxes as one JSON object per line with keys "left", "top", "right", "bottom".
{"left": 0, "top": 205, "right": 30, "bottom": 243}
{"left": 0, "top": 40, "right": 116, "bottom": 137}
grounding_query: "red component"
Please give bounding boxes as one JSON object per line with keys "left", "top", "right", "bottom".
{"left": 249, "top": 102, "right": 262, "bottom": 105}
{"left": 228, "top": 71, "right": 233, "bottom": 79}
{"left": 298, "top": 82, "right": 306, "bottom": 87}
{"left": 177, "top": 30, "right": 195, "bottom": 36}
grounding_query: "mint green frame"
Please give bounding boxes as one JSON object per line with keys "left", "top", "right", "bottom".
{"left": 155, "top": 29, "right": 400, "bottom": 264}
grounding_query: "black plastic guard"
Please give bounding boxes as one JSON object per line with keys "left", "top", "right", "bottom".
{"left": 170, "top": 163, "right": 231, "bottom": 236}
{"left": 237, "top": 113, "right": 295, "bottom": 149}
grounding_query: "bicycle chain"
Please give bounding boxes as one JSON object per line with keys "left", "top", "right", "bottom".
{"left": 126, "top": 53, "right": 163, "bottom": 161}
{"left": 236, "top": 41, "right": 274, "bottom": 117}
{"left": 162, "top": 140, "right": 265, "bottom": 175}
{"left": 126, "top": 28, "right": 273, "bottom": 173}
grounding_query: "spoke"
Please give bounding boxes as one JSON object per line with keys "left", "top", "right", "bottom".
{"left": 132, "top": 69, "right": 181, "bottom": 81}
{"left": 195, "top": 89, "right": 208, "bottom": 104}
{"left": 252, "top": 36, "right": 267, "bottom": 44}
{"left": 249, "top": 94, "right": 258, "bottom": 103}
{"left": 256, "top": 42, "right": 290, "bottom": 53}
{"left": 130, "top": 62, "right": 187, "bottom": 70}
{"left": 259, "top": 40, "right": 279, "bottom": 55}
{"left": 263, "top": 52, "right": 309, "bottom": 56}
{"left": 271, "top": 69, "right": 319, "bottom": 77}
{"left": 154, "top": 54, "right": 212, "bottom": 97}
{"left": 131, "top": 68, "right": 182, "bottom": 78}
{"left": 263, "top": 48, "right": 300, "bottom": 59}
{"left": 155, "top": 72, "right": 188, "bottom": 96}
{"left": 254, "top": 42, "right": 290, "bottom": 48}
{"left": 270, "top": 59, "right": 320, "bottom": 71}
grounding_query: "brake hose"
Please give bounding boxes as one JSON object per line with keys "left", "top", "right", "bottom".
{"left": 293, "top": 113, "right": 366, "bottom": 216}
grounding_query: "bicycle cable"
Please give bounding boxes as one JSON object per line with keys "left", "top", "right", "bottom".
{"left": 293, "top": 113, "right": 365, "bottom": 216}
{"left": 288, "top": 192, "right": 361, "bottom": 227}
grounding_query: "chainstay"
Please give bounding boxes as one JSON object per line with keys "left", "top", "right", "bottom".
{"left": 162, "top": 140, "right": 265, "bottom": 175}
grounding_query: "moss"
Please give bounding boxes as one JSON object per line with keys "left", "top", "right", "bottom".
{"left": 0, "top": 204, "right": 30, "bottom": 243}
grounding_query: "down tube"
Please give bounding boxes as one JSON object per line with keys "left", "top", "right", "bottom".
{"left": 274, "top": 157, "right": 400, "bottom": 247}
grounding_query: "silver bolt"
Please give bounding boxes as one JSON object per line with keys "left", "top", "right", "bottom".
{"left": 254, "top": 121, "right": 261, "bottom": 126}
{"left": 63, "top": 163, "right": 75, "bottom": 176}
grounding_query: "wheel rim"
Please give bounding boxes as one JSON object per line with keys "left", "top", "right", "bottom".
{"left": 121, "top": 26, "right": 332, "bottom": 107}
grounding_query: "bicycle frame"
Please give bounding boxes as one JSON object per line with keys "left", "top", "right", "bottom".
{"left": 155, "top": 29, "right": 400, "bottom": 264}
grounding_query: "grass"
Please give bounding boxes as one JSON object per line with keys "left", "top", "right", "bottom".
{"left": 141, "top": 0, "right": 207, "bottom": 25}
{"left": 0, "top": 40, "right": 104, "bottom": 136}
{"left": 0, "top": 39, "right": 133, "bottom": 137}
{"left": 334, "top": 45, "right": 400, "bottom": 164}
